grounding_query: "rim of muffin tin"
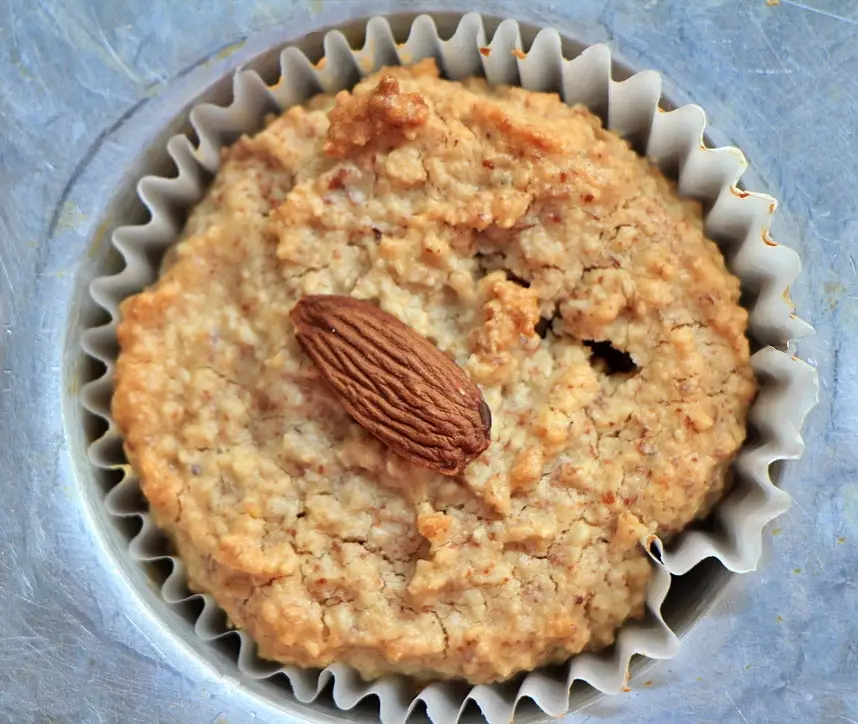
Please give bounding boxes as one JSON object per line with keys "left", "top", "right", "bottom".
{"left": 70, "top": 11, "right": 818, "bottom": 724}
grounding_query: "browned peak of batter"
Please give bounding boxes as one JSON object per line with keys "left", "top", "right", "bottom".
{"left": 325, "top": 75, "right": 429, "bottom": 158}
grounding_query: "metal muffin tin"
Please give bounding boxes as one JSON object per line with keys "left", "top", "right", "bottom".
{"left": 1, "top": 2, "right": 853, "bottom": 723}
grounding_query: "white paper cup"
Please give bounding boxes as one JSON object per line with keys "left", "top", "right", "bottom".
{"left": 80, "top": 13, "right": 818, "bottom": 724}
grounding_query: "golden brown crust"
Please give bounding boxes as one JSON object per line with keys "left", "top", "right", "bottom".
{"left": 325, "top": 75, "right": 429, "bottom": 158}
{"left": 114, "top": 59, "right": 755, "bottom": 684}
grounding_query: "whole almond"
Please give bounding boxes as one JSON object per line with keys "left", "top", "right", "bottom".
{"left": 291, "top": 295, "right": 492, "bottom": 476}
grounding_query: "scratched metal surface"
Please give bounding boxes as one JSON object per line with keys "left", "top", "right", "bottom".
{"left": 0, "top": 0, "right": 856, "bottom": 722}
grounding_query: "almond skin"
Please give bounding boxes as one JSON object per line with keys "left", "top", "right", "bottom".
{"left": 291, "top": 295, "right": 492, "bottom": 475}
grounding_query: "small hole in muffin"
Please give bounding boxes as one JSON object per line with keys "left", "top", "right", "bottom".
{"left": 474, "top": 252, "right": 490, "bottom": 279}
{"left": 505, "top": 270, "right": 531, "bottom": 288}
{"left": 584, "top": 340, "right": 638, "bottom": 375}
{"left": 535, "top": 317, "right": 553, "bottom": 338}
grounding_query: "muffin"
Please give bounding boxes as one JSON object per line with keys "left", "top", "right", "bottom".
{"left": 113, "top": 58, "right": 756, "bottom": 684}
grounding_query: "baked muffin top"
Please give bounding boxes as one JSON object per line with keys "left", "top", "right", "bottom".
{"left": 114, "top": 59, "right": 755, "bottom": 684}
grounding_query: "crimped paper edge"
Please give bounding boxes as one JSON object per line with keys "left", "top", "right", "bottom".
{"left": 79, "top": 12, "right": 819, "bottom": 724}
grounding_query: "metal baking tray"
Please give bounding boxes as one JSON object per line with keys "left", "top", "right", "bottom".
{"left": 0, "top": 1, "right": 854, "bottom": 722}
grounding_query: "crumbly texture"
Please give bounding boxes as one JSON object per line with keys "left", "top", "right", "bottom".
{"left": 114, "top": 60, "right": 756, "bottom": 684}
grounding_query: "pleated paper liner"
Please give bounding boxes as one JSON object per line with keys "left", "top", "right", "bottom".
{"left": 80, "top": 13, "right": 818, "bottom": 724}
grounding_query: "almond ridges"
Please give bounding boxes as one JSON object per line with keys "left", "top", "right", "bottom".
{"left": 291, "top": 295, "right": 492, "bottom": 476}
